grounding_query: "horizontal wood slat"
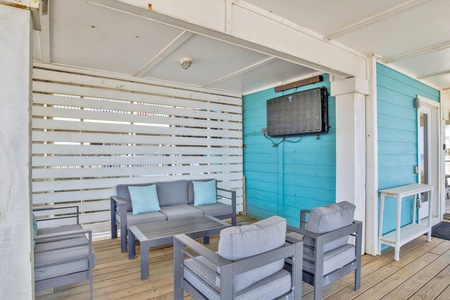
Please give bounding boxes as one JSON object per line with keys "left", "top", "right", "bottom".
{"left": 32, "top": 67, "right": 243, "bottom": 233}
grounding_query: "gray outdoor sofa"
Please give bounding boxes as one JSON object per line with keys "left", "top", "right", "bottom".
{"left": 111, "top": 179, "right": 237, "bottom": 252}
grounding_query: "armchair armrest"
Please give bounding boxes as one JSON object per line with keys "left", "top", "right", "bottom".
{"left": 300, "top": 209, "right": 311, "bottom": 230}
{"left": 217, "top": 187, "right": 237, "bottom": 225}
{"left": 292, "top": 220, "right": 362, "bottom": 254}
{"left": 33, "top": 205, "right": 80, "bottom": 225}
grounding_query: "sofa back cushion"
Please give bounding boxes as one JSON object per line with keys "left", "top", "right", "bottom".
{"left": 218, "top": 216, "right": 286, "bottom": 292}
{"left": 303, "top": 201, "right": 355, "bottom": 256}
{"left": 156, "top": 180, "right": 188, "bottom": 206}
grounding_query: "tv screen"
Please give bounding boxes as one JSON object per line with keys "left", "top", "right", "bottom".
{"left": 266, "top": 87, "right": 328, "bottom": 137}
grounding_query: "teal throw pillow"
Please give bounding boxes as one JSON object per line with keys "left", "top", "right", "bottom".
{"left": 193, "top": 180, "right": 217, "bottom": 206}
{"left": 128, "top": 185, "right": 161, "bottom": 215}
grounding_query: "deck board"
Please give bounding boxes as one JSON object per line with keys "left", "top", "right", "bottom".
{"left": 36, "top": 216, "right": 450, "bottom": 300}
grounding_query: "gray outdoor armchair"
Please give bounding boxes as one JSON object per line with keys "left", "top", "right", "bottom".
{"left": 33, "top": 205, "right": 96, "bottom": 300}
{"left": 173, "top": 216, "right": 303, "bottom": 300}
{"left": 287, "top": 201, "right": 362, "bottom": 300}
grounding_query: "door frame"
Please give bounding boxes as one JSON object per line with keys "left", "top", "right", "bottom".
{"left": 417, "top": 95, "right": 442, "bottom": 225}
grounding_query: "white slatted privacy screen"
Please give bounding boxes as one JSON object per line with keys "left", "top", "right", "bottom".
{"left": 32, "top": 67, "right": 243, "bottom": 233}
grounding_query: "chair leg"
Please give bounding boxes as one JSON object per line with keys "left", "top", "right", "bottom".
{"left": 173, "top": 238, "right": 184, "bottom": 300}
{"left": 354, "top": 267, "right": 361, "bottom": 291}
{"left": 89, "top": 268, "right": 93, "bottom": 300}
{"left": 120, "top": 224, "right": 127, "bottom": 253}
{"left": 313, "top": 280, "right": 323, "bottom": 300}
{"left": 111, "top": 221, "right": 117, "bottom": 239}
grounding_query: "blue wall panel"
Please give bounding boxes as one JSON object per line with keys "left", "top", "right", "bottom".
{"left": 377, "top": 63, "right": 440, "bottom": 235}
{"left": 243, "top": 75, "right": 336, "bottom": 226}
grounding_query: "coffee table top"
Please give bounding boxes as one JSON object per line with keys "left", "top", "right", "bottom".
{"left": 129, "top": 215, "right": 231, "bottom": 242}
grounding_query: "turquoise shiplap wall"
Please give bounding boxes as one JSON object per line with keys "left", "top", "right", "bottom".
{"left": 377, "top": 63, "right": 440, "bottom": 234}
{"left": 243, "top": 74, "right": 336, "bottom": 226}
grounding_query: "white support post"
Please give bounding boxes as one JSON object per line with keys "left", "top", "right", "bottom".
{"left": 331, "top": 77, "right": 369, "bottom": 253}
{"left": 0, "top": 4, "right": 33, "bottom": 299}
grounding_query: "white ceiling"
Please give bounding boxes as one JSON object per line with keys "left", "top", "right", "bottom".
{"left": 33, "top": 0, "right": 450, "bottom": 95}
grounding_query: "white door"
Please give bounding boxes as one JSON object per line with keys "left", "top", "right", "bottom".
{"left": 418, "top": 97, "right": 440, "bottom": 224}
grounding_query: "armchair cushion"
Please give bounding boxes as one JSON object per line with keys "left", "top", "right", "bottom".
{"left": 303, "top": 201, "right": 355, "bottom": 256}
{"left": 303, "top": 243, "right": 355, "bottom": 275}
{"left": 218, "top": 216, "right": 286, "bottom": 292}
{"left": 193, "top": 180, "right": 217, "bottom": 206}
{"left": 128, "top": 185, "right": 160, "bottom": 215}
{"left": 184, "top": 256, "right": 292, "bottom": 300}
{"left": 34, "top": 239, "right": 96, "bottom": 281}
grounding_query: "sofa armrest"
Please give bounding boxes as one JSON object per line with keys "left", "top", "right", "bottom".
{"left": 111, "top": 196, "right": 128, "bottom": 218}
{"left": 33, "top": 205, "right": 80, "bottom": 226}
{"left": 110, "top": 195, "right": 129, "bottom": 251}
{"left": 217, "top": 187, "right": 237, "bottom": 225}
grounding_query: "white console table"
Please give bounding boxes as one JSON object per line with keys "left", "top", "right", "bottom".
{"left": 378, "top": 183, "right": 433, "bottom": 260}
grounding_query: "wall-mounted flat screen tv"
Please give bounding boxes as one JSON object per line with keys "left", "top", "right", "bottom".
{"left": 266, "top": 87, "right": 329, "bottom": 137}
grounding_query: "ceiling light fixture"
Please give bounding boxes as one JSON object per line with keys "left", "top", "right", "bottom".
{"left": 180, "top": 57, "right": 193, "bottom": 70}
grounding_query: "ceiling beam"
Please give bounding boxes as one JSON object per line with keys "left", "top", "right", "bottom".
{"left": 88, "top": 0, "right": 368, "bottom": 80}
{"left": 384, "top": 40, "right": 450, "bottom": 63}
{"left": 418, "top": 69, "right": 450, "bottom": 79}
{"left": 38, "top": 9, "right": 51, "bottom": 63}
{"left": 135, "top": 31, "right": 194, "bottom": 77}
{"left": 203, "top": 57, "right": 276, "bottom": 88}
{"left": 324, "top": 0, "right": 430, "bottom": 40}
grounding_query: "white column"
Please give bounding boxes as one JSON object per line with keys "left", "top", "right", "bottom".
{"left": 0, "top": 5, "right": 33, "bottom": 299}
{"left": 331, "top": 77, "right": 369, "bottom": 228}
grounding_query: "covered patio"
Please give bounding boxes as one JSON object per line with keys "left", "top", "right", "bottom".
{"left": 2, "top": 0, "right": 450, "bottom": 298}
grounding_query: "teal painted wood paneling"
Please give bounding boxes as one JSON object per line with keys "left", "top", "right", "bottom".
{"left": 377, "top": 63, "right": 440, "bottom": 239}
{"left": 243, "top": 74, "right": 335, "bottom": 226}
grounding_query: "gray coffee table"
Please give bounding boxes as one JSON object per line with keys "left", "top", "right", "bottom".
{"left": 128, "top": 215, "right": 231, "bottom": 280}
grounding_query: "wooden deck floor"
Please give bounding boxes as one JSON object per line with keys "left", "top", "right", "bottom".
{"left": 36, "top": 216, "right": 450, "bottom": 300}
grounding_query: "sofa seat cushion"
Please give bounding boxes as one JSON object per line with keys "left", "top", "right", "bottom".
{"left": 184, "top": 256, "right": 291, "bottom": 300}
{"left": 190, "top": 202, "right": 232, "bottom": 217}
{"left": 34, "top": 240, "right": 96, "bottom": 281}
{"left": 218, "top": 216, "right": 286, "bottom": 292}
{"left": 303, "top": 201, "right": 355, "bottom": 257}
{"left": 160, "top": 204, "right": 203, "bottom": 220}
{"left": 303, "top": 243, "right": 355, "bottom": 276}
{"left": 124, "top": 211, "right": 167, "bottom": 226}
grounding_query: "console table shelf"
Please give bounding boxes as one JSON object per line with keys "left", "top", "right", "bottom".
{"left": 378, "top": 183, "right": 432, "bottom": 260}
